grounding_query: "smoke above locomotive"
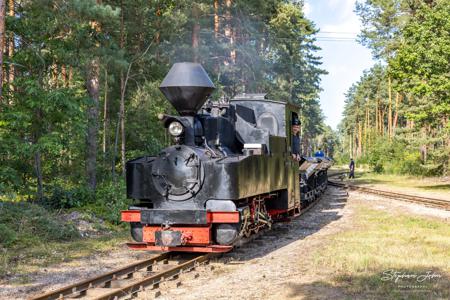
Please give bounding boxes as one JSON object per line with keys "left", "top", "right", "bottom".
{"left": 121, "top": 62, "right": 331, "bottom": 253}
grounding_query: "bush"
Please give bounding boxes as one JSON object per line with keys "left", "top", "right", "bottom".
{"left": 42, "top": 184, "right": 94, "bottom": 209}
{"left": 0, "top": 223, "right": 17, "bottom": 247}
{"left": 0, "top": 201, "right": 80, "bottom": 249}
{"left": 79, "top": 180, "right": 131, "bottom": 225}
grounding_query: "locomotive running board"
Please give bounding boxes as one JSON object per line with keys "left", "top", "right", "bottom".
{"left": 126, "top": 242, "right": 233, "bottom": 253}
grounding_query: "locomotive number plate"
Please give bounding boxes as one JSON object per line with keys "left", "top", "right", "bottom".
{"left": 155, "top": 230, "right": 182, "bottom": 247}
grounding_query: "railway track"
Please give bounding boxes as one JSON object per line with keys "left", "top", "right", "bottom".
{"left": 29, "top": 186, "right": 329, "bottom": 300}
{"left": 328, "top": 180, "right": 450, "bottom": 211}
{"left": 29, "top": 252, "right": 211, "bottom": 300}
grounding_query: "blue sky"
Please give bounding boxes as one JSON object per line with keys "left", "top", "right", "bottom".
{"left": 303, "top": 0, "right": 375, "bottom": 129}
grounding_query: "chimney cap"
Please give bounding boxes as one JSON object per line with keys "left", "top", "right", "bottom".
{"left": 159, "top": 63, "right": 215, "bottom": 116}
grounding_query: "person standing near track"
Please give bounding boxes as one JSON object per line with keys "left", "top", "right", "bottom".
{"left": 349, "top": 158, "right": 355, "bottom": 179}
{"left": 314, "top": 147, "right": 325, "bottom": 157}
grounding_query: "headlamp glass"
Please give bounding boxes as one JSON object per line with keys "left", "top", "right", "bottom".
{"left": 168, "top": 121, "right": 184, "bottom": 136}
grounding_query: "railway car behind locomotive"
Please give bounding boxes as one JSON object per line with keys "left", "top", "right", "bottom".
{"left": 121, "top": 62, "right": 331, "bottom": 252}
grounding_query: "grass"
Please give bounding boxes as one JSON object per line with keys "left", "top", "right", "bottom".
{"left": 0, "top": 201, "right": 128, "bottom": 280}
{"left": 330, "top": 167, "right": 450, "bottom": 196}
{"left": 1, "top": 231, "right": 129, "bottom": 284}
{"left": 310, "top": 205, "right": 450, "bottom": 299}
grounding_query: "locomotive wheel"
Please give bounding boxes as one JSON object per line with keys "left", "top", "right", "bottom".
{"left": 214, "top": 224, "right": 239, "bottom": 245}
{"left": 130, "top": 222, "right": 143, "bottom": 242}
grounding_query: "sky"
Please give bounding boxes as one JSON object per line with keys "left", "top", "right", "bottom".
{"left": 303, "top": 0, "right": 375, "bottom": 129}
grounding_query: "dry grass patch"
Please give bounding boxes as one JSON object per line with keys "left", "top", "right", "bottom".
{"left": 310, "top": 205, "right": 450, "bottom": 299}
{"left": 1, "top": 230, "right": 128, "bottom": 282}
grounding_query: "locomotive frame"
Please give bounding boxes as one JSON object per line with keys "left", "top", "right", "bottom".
{"left": 121, "top": 63, "right": 331, "bottom": 253}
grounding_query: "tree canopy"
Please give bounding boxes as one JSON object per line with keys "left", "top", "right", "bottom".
{"left": 339, "top": 0, "right": 449, "bottom": 175}
{"left": 0, "top": 0, "right": 328, "bottom": 203}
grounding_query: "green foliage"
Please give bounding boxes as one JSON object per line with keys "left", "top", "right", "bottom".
{"left": 340, "top": 1, "right": 449, "bottom": 176}
{"left": 390, "top": 0, "right": 450, "bottom": 120}
{"left": 0, "top": 202, "right": 80, "bottom": 249}
{"left": 0, "top": 0, "right": 329, "bottom": 253}
{"left": 1, "top": 0, "right": 328, "bottom": 204}
{"left": 79, "top": 181, "right": 130, "bottom": 225}
{"left": 43, "top": 184, "right": 94, "bottom": 209}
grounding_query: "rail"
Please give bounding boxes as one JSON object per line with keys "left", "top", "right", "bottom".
{"left": 328, "top": 180, "right": 450, "bottom": 211}
{"left": 29, "top": 252, "right": 211, "bottom": 300}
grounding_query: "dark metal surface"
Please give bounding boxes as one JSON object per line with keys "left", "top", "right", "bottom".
{"left": 151, "top": 145, "right": 205, "bottom": 201}
{"left": 141, "top": 209, "right": 208, "bottom": 225}
{"left": 155, "top": 230, "right": 183, "bottom": 246}
{"left": 160, "top": 62, "right": 215, "bottom": 116}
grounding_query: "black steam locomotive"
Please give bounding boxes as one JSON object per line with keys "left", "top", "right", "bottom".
{"left": 121, "top": 63, "right": 331, "bottom": 253}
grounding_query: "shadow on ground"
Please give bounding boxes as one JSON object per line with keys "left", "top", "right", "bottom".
{"left": 223, "top": 186, "right": 349, "bottom": 261}
{"left": 417, "top": 184, "right": 450, "bottom": 191}
{"left": 286, "top": 267, "right": 450, "bottom": 300}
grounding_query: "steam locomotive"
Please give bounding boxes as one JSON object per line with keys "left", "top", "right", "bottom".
{"left": 121, "top": 63, "right": 331, "bottom": 253}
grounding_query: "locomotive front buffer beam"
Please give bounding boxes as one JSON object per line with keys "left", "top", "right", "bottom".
{"left": 121, "top": 209, "right": 239, "bottom": 253}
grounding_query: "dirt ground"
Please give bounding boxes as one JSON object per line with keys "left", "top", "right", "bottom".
{"left": 1, "top": 186, "right": 448, "bottom": 300}
{"left": 0, "top": 245, "right": 157, "bottom": 300}
{"left": 151, "top": 188, "right": 449, "bottom": 300}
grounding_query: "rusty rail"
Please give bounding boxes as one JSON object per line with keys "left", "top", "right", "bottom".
{"left": 328, "top": 180, "right": 450, "bottom": 210}
{"left": 29, "top": 252, "right": 211, "bottom": 300}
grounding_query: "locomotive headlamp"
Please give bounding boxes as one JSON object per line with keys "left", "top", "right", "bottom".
{"left": 168, "top": 121, "right": 184, "bottom": 136}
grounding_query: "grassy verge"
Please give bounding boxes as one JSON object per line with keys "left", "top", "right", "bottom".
{"left": 0, "top": 201, "right": 128, "bottom": 280}
{"left": 311, "top": 204, "right": 450, "bottom": 299}
{"left": 330, "top": 166, "right": 450, "bottom": 197}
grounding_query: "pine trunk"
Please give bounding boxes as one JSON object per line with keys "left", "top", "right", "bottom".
{"left": 192, "top": 4, "right": 200, "bottom": 63}
{"left": 120, "top": 73, "right": 126, "bottom": 175}
{"left": 392, "top": 92, "right": 400, "bottom": 135}
{"left": 7, "top": 0, "right": 13, "bottom": 91}
{"left": 34, "top": 149, "right": 43, "bottom": 201}
{"left": 119, "top": 0, "right": 126, "bottom": 175}
{"left": 388, "top": 75, "right": 392, "bottom": 139}
{"left": 69, "top": 66, "right": 73, "bottom": 86}
{"left": 375, "top": 99, "right": 379, "bottom": 135}
{"left": 0, "top": 0, "right": 5, "bottom": 99}
{"left": 214, "top": 0, "right": 219, "bottom": 38}
{"left": 85, "top": 0, "right": 102, "bottom": 191}
{"left": 155, "top": 5, "right": 161, "bottom": 62}
{"left": 364, "top": 105, "right": 369, "bottom": 154}
{"left": 358, "top": 122, "right": 362, "bottom": 157}
{"left": 380, "top": 110, "right": 384, "bottom": 136}
{"left": 102, "top": 68, "right": 108, "bottom": 154}
{"left": 86, "top": 58, "right": 100, "bottom": 191}
{"left": 225, "top": 0, "right": 235, "bottom": 64}
{"left": 61, "top": 65, "right": 67, "bottom": 87}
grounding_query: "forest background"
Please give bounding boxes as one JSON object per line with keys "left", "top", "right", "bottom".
{"left": 338, "top": 0, "right": 449, "bottom": 176}
{"left": 0, "top": 0, "right": 333, "bottom": 219}
{"left": 0, "top": 0, "right": 448, "bottom": 224}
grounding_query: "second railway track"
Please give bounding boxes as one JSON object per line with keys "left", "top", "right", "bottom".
{"left": 30, "top": 252, "right": 211, "bottom": 300}
{"left": 329, "top": 180, "right": 450, "bottom": 211}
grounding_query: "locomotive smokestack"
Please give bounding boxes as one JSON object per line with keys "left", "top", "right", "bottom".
{"left": 159, "top": 62, "right": 215, "bottom": 116}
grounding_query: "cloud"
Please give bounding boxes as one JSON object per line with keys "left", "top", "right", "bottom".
{"left": 319, "top": 0, "right": 361, "bottom": 38}
{"left": 303, "top": 2, "right": 312, "bottom": 17}
{"left": 327, "top": 0, "right": 356, "bottom": 14}
{"left": 321, "top": 17, "right": 360, "bottom": 35}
